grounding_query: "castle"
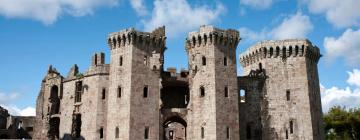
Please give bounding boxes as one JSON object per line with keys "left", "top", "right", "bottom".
{"left": 28, "top": 25, "right": 324, "bottom": 140}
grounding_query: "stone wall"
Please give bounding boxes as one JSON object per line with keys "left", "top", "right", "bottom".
{"left": 186, "top": 25, "right": 240, "bottom": 140}
{"left": 240, "top": 39, "right": 324, "bottom": 140}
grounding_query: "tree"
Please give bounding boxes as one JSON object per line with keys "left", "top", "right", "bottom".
{"left": 323, "top": 106, "right": 360, "bottom": 140}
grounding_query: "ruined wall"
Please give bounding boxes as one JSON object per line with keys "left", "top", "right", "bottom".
{"left": 186, "top": 26, "right": 240, "bottom": 140}
{"left": 33, "top": 66, "right": 63, "bottom": 140}
{"left": 106, "top": 27, "right": 165, "bottom": 140}
{"left": 240, "top": 39, "right": 324, "bottom": 140}
{"left": 238, "top": 76, "right": 265, "bottom": 140}
{"left": 60, "top": 53, "right": 109, "bottom": 140}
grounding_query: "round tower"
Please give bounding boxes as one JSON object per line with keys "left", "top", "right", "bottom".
{"left": 185, "top": 25, "right": 240, "bottom": 140}
{"left": 239, "top": 39, "right": 324, "bottom": 140}
{"left": 106, "top": 27, "right": 166, "bottom": 140}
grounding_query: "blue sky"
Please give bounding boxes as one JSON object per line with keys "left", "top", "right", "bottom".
{"left": 0, "top": 0, "right": 359, "bottom": 116}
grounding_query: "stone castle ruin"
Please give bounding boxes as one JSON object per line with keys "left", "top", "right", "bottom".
{"left": 29, "top": 25, "right": 323, "bottom": 140}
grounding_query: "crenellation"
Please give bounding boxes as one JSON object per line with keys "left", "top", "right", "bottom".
{"left": 30, "top": 25, "right": 324, "bottom": 140}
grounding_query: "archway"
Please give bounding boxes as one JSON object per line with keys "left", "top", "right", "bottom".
{"left": 50, "top": 85, "right": 60, "bottom": 114}
{"left": 163, "top": 116, "right": 187, "bottom": 140}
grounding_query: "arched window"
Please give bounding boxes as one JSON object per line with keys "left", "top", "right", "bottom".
{"left": 270, "top": 47, "right": 274, "bottom": 57}
{"left": 102, "top": 88, "right": 106, "bottom": 100}
{"left": 117, "top": 87, "right": 121, "bottom": 98}
{"left": 282, "top": 47, "right": 287, "bottom": 58}
{"left": 289, "top": 46, "right": 293, "bottom": 56}
{"left": 119, "top": 56, "right": 123, "bottom": 66}
{"left": 290, "top": 120, "right": 294, "bottom": 134}
{"left": 200, "top": 86, "right": 205, "bottom": 97}
{"left": 115, "top": 127, "right": 119, "bottom": 138}
{"left": 143, "top": 86, "right": 148, "bottom": 98}
{"left": 202, "top": 56, "right": 206, "bottom": 66}
{"left": 201, "top": 127, "right": 205, "bottom": 139}
{"left": 224, "top": 57, "right": 227, "bottom": 66}
{"left": 224, "top": 86, "right": 229, "bottom": 97}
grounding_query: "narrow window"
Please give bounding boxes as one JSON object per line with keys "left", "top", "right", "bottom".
{"left": 94, "top": 55, "right": 98, "bottom": 65}
{"left": 143, "top": 86, "right": 148, "bottom": 98}
{"left": 144, "top": 126, "right": 149, "bottom": 139}
{"left": 169, "top": 130, "right": 174, "bottom": 139}
{"left": 102, "top": 88, "right": 106, "bottom": 100}
{"left": 240, "top": 89, "right": 246, "bottom": 103}
{"left": 100, "top": 127, "right": 104, "bottom": 138}
{"left": 201, "top": 127, "right": 205, "bottom": 139}
{"left": 286, "top": 90, "right": 290, "bottom": 101}
{"left": 224, "top": 86, "right": 229, "bottom": 97}
{"left": 259, "top": 63, "right": 263, "bottom": 71}
{"left": 200, "top": 86, "right": 205, "bottom": 97}
{"left": 202, "top": 56, "right": 206, "bottom": 66}
{"left": 246, "top": 123, "right": 251, "bottom": 139}
{"left": 290, "top": 120, "right": 294, "bottom": 134}
{"left": 144, "top": 56, "right": 148, "bottom": 66}
{"left": 75, "top": 81, "right": 83, "bottom": 102}
{"left": 117, "top": 87, "right": 121, "bottom": 98}
{"left": 119, "top": 56, "right": 123, "bottom": 66}
{"left": 224, "top": 57, "right": 227, "bottom": 66}
{"left": 285, "top": 129, "right": 289, "bottom": 139}
{"left": 115, "top": 127, "right": 119, "bottom": 138}
{"left": 226, "top": 126, "right": 230, "bottom": 139}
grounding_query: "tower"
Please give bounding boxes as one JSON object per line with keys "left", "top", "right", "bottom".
{"left": 239, "top": 39, "right": 324, "bottom": 140}
{"left": 185, "top": 26, "right": 240, "bottom": 139}
{"left": 106, "top": 27, "right": 166, "bottom": 139}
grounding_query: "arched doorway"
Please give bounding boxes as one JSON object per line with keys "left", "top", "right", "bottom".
{"left": 163, "top": 116, "right": 187, "bottom": 140}
{"left": 50, "top": 85, "right": 60, "bottom": 115}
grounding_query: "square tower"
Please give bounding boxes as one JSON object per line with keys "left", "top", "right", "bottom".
{"left": 185, "top": 26, "right": 240, "bottom": 140}
{"left": 106, "top": 27, "right": 166, "bottom": 139}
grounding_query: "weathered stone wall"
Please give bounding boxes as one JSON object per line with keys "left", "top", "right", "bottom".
{"left": 61, "top": 58, "right": 109, "bottom": 140}
{"left": 240, "top": 39, "right": 324, "bottom": 140}
{"left": 106, "top": 27, "right": 165, "bottom": 140}
{"left": 186, "top": 26, "right": 240, "bottom": 140}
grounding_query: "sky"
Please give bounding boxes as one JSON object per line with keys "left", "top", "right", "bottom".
{"left": 0, "top": 0, "right": 359, "bottom": 116}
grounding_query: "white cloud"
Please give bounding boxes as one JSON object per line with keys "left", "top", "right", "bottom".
{"left": 271, "top": 12, "right": 313, "bottom": 39}
{"left": 0, "top": 0, "right": 119, "bottom": 25}
{"left": 142, "top": 0, "right": 225, "bottom": 37}
{"left": 240, "top": 0, "right": 273, "bottom": 10}
{"left": 301, "top": 0, "right": 360, "bottom": 28}
{"left": 0, "top": 92, "right": 35, "bottom": 116}
{"left": 130, "top": 0, "right": 148, "bottom": 16}
{"left": 239, "top": 12, "right": 313, "bottom": 42}
{"left": 321, "top": 69, "right": 360, "bottom": 112}
{"left": 324, "top": 28, "right": 360, "bottom": 65}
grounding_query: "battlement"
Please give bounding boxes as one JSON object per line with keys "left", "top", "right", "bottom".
{"left": 185, "top": 25, "right": 240, "bottom": 50}
{"left": 239, "top": 39, "right": 321, "bottom": 67}
{"left": 107, "top": 26, "right": 166, "bottom": 50}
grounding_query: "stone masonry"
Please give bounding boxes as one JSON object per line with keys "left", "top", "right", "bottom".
{"left": 32, "top": 25, "right": 324, "bottom": 140}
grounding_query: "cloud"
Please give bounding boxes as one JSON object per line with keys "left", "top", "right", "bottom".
{"left": 324, "top": 28, "right": 360, "bottom": 65}
{"left": 0, "top": 92, "right": 35, "bottom": 116}
{"left": 301, "top": 0, "right": 360, "bottom": 28}
{"left": 271, "top": 12, "right": 313, "bottom": 39}
{"left": 321, "top": 69, "right": 360, "bottom": 112}
{"left": 142, "top": 0, "right": 225, "bottom": 37}
{"left": 239, "top": 12, "right": 313, "bottom": 42}
{"left": 240, "top": 0, "right": 273, "bottom": 9}
{"left": 129, "top": 0, "right": 148, "bottom": 16}
{"left": 0, "top": 0, "right": 119, "bottom": 25}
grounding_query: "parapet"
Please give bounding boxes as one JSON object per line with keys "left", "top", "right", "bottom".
{"left": 185, "top": 25, "right": 240, "bottom": 50}
{"left": 107, "top": 26, "right": 166, "bottom": 50}
{"left": 92, "top": 52, "right": 105, "bottom": 66}
{"left": 239, "top": 39, "right": 321, "bottom": 67}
